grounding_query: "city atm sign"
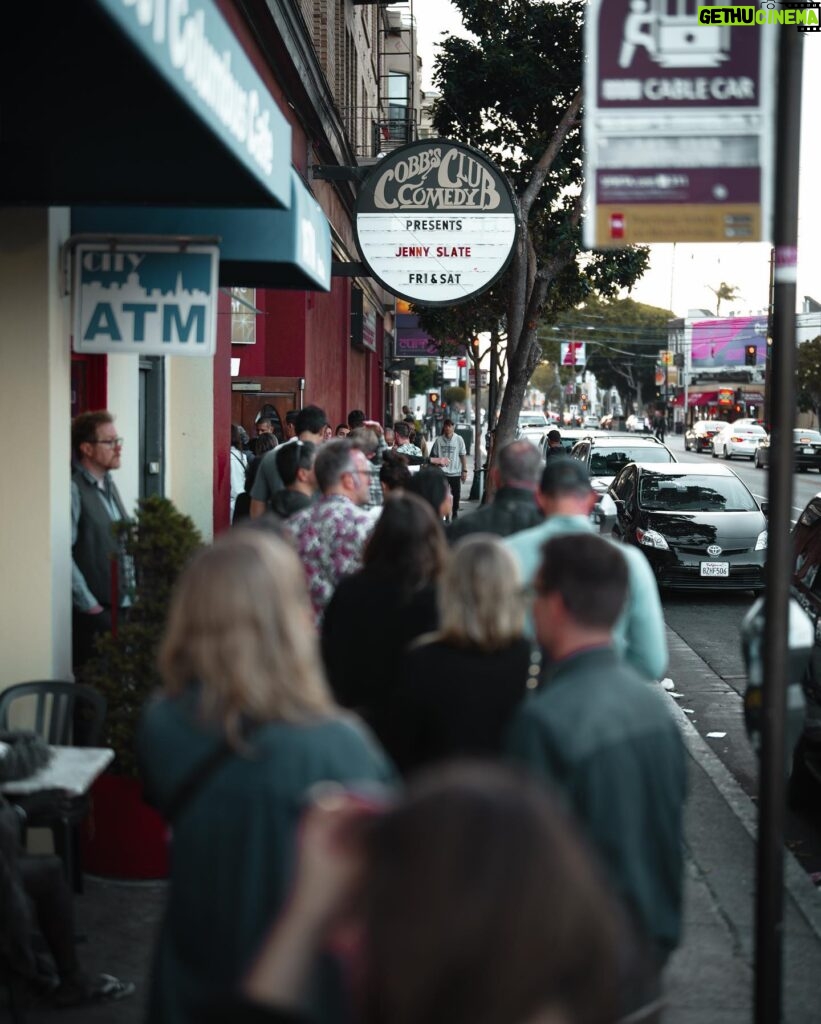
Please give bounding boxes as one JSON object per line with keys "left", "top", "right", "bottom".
{"left": 73, "top": 243, "right": 219, "bottom": 357}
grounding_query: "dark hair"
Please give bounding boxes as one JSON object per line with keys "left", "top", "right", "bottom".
{"left": 406, "top": 467, "right": 448, "bottom": 515}
{"left": 249, "top": 433, "right": 278, "bottom": 459}
{"left": 335, "top": 424, "right": 349, "bottom": 436}
{"left": 360, "top": 762, "right": 622, "bottom": 1024}
{"left": 443, "top": 418, "right": 455, "bottom": 428}
{"left": 364, "top": 493, "right": 445, "bottom": 593}
{"left": 231, "top": 424, "right": 244, "bottom": 450}
{"left": 256, "top": 417, "right": 274, "bottom": 430}
{"left": 537, "top": 534, "right": 628, "bottom": 629}
{"left": 294, "top": 405, "right": 327, "bottom": 437}
{"left": 278, "top": 440, "right": 317, "bottom": 487}
{"left": 348, "top": 409, "right": 366, "bottom": 429}
{"left": 394, "top": 421, "right": 411, "bottom": 440}
{"left": 314, "top": 439, "right": 356, "bottom": 493}
{"left": 380, "top": 450, "right": 411, "bottom": 492}
{"left": 285, "top": 410, "right": 300, "bottom": 425}
{"left": 547, "top": 429, "right": 562, "bottom": 444}
{"left": 72, "top": 410, "right": 114, "bottom": 460}
{"left": 497, "top": 440, "right": 542, "bottom": 486}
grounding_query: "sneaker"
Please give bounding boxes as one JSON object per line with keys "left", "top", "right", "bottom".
{"left": 53, "top": 973, "right": 135, "bottom": 1007}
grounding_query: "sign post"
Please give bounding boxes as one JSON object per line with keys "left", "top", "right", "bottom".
{"left": 584, "top": 0, "right": 775, "bottom": 246}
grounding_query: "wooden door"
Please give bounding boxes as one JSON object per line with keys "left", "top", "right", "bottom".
{"left": 231, "top": 377, "right": 303, "bottom": 443}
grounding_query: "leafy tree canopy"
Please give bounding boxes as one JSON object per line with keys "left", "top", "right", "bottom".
{"left": 797, "top": 335, "right": 821, "bottom": 420}
{"left": 423, "top": 0, "right": 651, "bottom": 449}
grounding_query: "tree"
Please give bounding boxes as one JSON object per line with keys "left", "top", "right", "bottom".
{"left": 707, "top": 282, "right": 743, "bottom": 317}
{"left": 545, "top": 295, "right": 674, "bottom": 413}
{"left": 409, "top": 360, "right": 440, "bottom": 397}
{"left": 423, "top": 0, "right": 649, "bottom": 450}
{"left": 797, "top": 336, "right": 821, "bottom": 424}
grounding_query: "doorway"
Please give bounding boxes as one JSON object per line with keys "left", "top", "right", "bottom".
{"left": 139, "top": 357, "right": 165, "bottom": 499}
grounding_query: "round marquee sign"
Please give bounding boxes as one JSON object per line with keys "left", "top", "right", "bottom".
{"left": 354, "top": 139, "right": 518, "bottom": 307}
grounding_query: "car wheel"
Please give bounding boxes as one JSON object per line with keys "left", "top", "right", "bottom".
{"left": 723, "top": 445, "right": 730, "bottom": 459}
{"left": 711, "top": 446, "right": 717, "bottom": 459}
{"left": 754, "top": 452, "right": 761, "bottom": 468}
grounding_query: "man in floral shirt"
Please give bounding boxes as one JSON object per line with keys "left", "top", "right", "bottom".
{"left": 286, "top": 440, "right": 373, "bottom": 624}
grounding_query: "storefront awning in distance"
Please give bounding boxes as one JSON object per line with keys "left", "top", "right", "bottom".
{"left": 672, "top": 391, "right": 720, "bottom": 408}
{"left": 72, "top": 170, "right": 332, "bottom": 292}
{"left": 1, "top": 0, "right": 291, "bottom": 209}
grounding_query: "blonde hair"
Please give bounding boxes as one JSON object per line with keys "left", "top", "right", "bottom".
{"left": 158, "top": 530, "right": 335, "bottom": 741}
{"left": 437, "top": 534, "right": 525, "bottom": 651}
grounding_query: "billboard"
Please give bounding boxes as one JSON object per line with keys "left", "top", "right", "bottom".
{"left": 584, "top": 0, "right": 775, "bottom": 246}
{"left": 691, "top": 314, "right": 768, "bottom": 368}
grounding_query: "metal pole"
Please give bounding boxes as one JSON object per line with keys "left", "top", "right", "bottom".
{"left": 756, "top": 27, "right": 803, "bottom": 1024}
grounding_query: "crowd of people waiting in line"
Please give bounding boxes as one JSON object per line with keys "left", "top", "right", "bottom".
{"left": 9, "top": 406, "right": 685, "bottom": 1022}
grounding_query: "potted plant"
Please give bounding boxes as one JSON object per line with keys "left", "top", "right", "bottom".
{"left": 78, "top": 495, "right": 202, "bottom": 878}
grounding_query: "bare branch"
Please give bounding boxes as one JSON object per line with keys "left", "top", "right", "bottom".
{"left": 520, "top": 90, "right": 583, "bottom": 218}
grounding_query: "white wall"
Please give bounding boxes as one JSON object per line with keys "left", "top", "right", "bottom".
{"left": 0, "top": 208, "right": 73, "bottom": 687}
{"left": 106, "top": 354, "right": 140, "bottom": 518}
{"left": 165, "top": 357, "right": 214, "bottom": 541}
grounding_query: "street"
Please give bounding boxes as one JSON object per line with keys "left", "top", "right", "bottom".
{"left": 650, "top": 431, "right": 821, "bottom": 879}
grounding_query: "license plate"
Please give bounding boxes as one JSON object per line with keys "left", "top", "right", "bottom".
{"left": 700, "top": 561, "right": 729, "bottom": 577}
{"left": 805, "top": 447, "right": 814, "bottom": 454}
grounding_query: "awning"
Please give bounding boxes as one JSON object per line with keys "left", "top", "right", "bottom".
{"left": 671, "top": 391, "right": 720, "bottom": 408}
{"left": 72, "top": 170, "right": 332, "bottom": 292}
{"left": 2, "top": 0, "right": 291, "bottom": 208}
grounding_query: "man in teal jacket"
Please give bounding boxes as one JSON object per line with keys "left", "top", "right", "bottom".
{"left": 505, "top": 457, "right": 667, "bottom": 681}
{"left": 505, "top": 532, "right": 686, "bottom": 1003}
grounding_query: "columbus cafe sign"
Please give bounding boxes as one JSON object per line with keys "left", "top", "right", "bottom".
{"left": 354, "top": 140, "right": 518, "bottom": 307}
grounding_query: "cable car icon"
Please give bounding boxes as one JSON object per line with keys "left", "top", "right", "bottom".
{"left": 619, "top": 0, "right": 730, "bottom": 69}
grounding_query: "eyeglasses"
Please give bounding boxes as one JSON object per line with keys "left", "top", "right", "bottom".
{"left": 93, "top": 438, "right": 124, "bottom": 447}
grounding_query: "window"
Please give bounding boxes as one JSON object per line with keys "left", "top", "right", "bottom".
{"left": 230, "top": 288, "right": 257, "bottom": 345}
{"left": 387, "top": 71, "right": 409, "bottom": 141}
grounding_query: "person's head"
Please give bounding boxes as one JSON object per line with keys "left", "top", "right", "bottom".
{"left": 277, "top": 440, "right": 317, "bottom": 494}
{"left": 533, "top": 534, "right": 628, "bottom": 658}
{"left": 359, "top": 762, "right": 622, "bottom": 1024}
{"left": 383, "top": 426, "right": 395, "bottom": 447}
{"left": 294, "top": 405, "right": 327, "bottom": 443}
{"left": 494, "top": 441, "right": 542, "bottom": 491}
{"left": 321, "top": 424, "right": 333, "bottom": 441}
{"left": 406, "top": 467, "right": 452, "bottom": 520}
{"left": 363, "top": 493, "right": 446, "bottom": 593}
{"left": 348, "top": 409, "right": 366, "bottom": 431}
{"left": 379, "top": 450, "right": 411, "bottom": 495}
{"left": 256, "top": 417, "right": 274, "bottom": 436}
{"left": 547, "top": 429, "right": 562, "bottom": 448}
{"left": 230, "top": 423, "right": 244, "bottom": 450}
{"left": 335, "top": 424, "right": 351, "bottom": 438}
{"left": 250, "top": 433, "right": 278, "bottom": 459}
{"left": 72, "top": 411, "right": 123, "bottom": 476}
{"left": 393, "top": 421, "right": 412, "bottom": 442}
{"left": 314, "top": 439, "right": 371, "bottom": 505}
{"left": 537, "top": 458, "right": 597, "bottom": 518}
{"left": 158, "top": 531, "right": 334, "bottom": 741}
{"left": 438, "top": 535, "right": 524, "bottom": 651}
{"left": 284, "top": 410, "right": 299, "bottom": 440}
{"left": 348, "top": 427, "right": 379, "bottom": 461}
{"left": 401, "top": 405, "right": 411, "bottom": 416}
{"left": 442, "top": 418, "right": 455, "bottom": 438}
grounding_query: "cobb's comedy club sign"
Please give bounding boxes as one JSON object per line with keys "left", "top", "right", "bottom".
{"left": 73, "top": 243, "right": 219, "bottom": 357}
{"left": 354, "top": 140, "right": 518, "bottom": 307}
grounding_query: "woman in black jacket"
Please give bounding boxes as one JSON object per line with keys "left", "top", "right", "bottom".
{"left": 320, "top": 493, "right": 445, "bottom": 737}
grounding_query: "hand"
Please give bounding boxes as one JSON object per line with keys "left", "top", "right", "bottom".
{"left": 85, "top": 604, "right": 104, "bottom": 615}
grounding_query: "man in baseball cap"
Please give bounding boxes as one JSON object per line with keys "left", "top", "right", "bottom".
{"left": 504, "top": 458, "right": 667, "bottom": 681}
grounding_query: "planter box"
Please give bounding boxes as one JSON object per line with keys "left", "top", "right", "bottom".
{"left": 81, "top": 773, "right": 169, "bottom": 879}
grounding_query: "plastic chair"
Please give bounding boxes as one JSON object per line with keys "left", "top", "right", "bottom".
{"left": 0, "top": 682, "right": 107, "bottom": 892}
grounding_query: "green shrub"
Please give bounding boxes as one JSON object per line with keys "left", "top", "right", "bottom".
{"left": 78, "top": 496, "right": 202, "bottom": 777}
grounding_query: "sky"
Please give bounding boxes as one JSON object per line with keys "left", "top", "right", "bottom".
{"left": 411, "top": 0, "right": 820, "bottom": 317}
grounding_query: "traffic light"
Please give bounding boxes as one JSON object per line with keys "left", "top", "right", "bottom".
{"left": 745, "top": 345, "right": 757, "bottom": 366}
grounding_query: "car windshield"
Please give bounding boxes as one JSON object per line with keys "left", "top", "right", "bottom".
{"left": 794, "top": 430, "right": 821, "bottom": 442}
{"left": 589, "top": 446, "right": 672, "bottom": 476}
{"left": 519, "top": 414, "right": 546, "bottom": 426}
{"left": 638, "top": 473, "right": 758, "bottom": 512}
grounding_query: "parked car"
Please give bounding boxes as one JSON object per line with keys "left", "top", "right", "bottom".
{"left": 683, "top": 420, "right": 722, "bottom": 454}
{"left": 781, "top": 492, "right": 821, "bottom": 804}
{"left": 582, "top": 414, "right": 600, "bottom": 428}
{"left": 754, "top": 428, "right": 821, "bottom": 471}
{"left": 711, "top": 421, "right": 768, "bottom": 461}
{"left": 608, "top": 462, "right": 767, "bottom": 592}
{"left": 570, "top": 434, "right": 676, "bottom": 494}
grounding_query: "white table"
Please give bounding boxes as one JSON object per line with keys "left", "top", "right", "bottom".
{"left": 0, "top": 745, "right": 114, "bottom": 796}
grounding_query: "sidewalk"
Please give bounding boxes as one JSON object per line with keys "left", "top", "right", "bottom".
{"left": 18, "top": 583, "right": 821, "bottom": 1023}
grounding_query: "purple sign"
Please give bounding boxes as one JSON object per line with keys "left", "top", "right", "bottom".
{"left": 395, "top": 314, "right": 441, "bottom": 358}
{"left": 691, "top": 315, "right": 768, "bottom": 368}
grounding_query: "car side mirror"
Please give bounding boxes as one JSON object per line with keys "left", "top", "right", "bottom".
{"left": 760, "top": 500, "right": 769, "bottom": 515}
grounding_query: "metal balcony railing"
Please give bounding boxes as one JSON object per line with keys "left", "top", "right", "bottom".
{"left": 340, "top": 107, "right": 419, "bottom": 159}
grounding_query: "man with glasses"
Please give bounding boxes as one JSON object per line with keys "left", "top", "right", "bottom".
{"left": 70, "top": 411, "right": 131, "bottom": 671}
{"left": 286, "top": 440, "right": 374, "bottom": 624}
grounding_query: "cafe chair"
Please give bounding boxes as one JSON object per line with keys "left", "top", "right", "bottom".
{"left": 0, "top": 681, "right": 107, "bottom": 893}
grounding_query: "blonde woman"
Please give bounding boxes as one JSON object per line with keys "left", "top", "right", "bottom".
{"left": 137, "top": 530, "right": 392, "bottom": 1024}
{"left": 382, "top": 534, "right": 539, "bottom": 775}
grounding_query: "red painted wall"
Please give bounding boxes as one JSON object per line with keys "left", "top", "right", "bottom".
{"left": 213, "top": 289, "right": 233, "bottom": 535}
